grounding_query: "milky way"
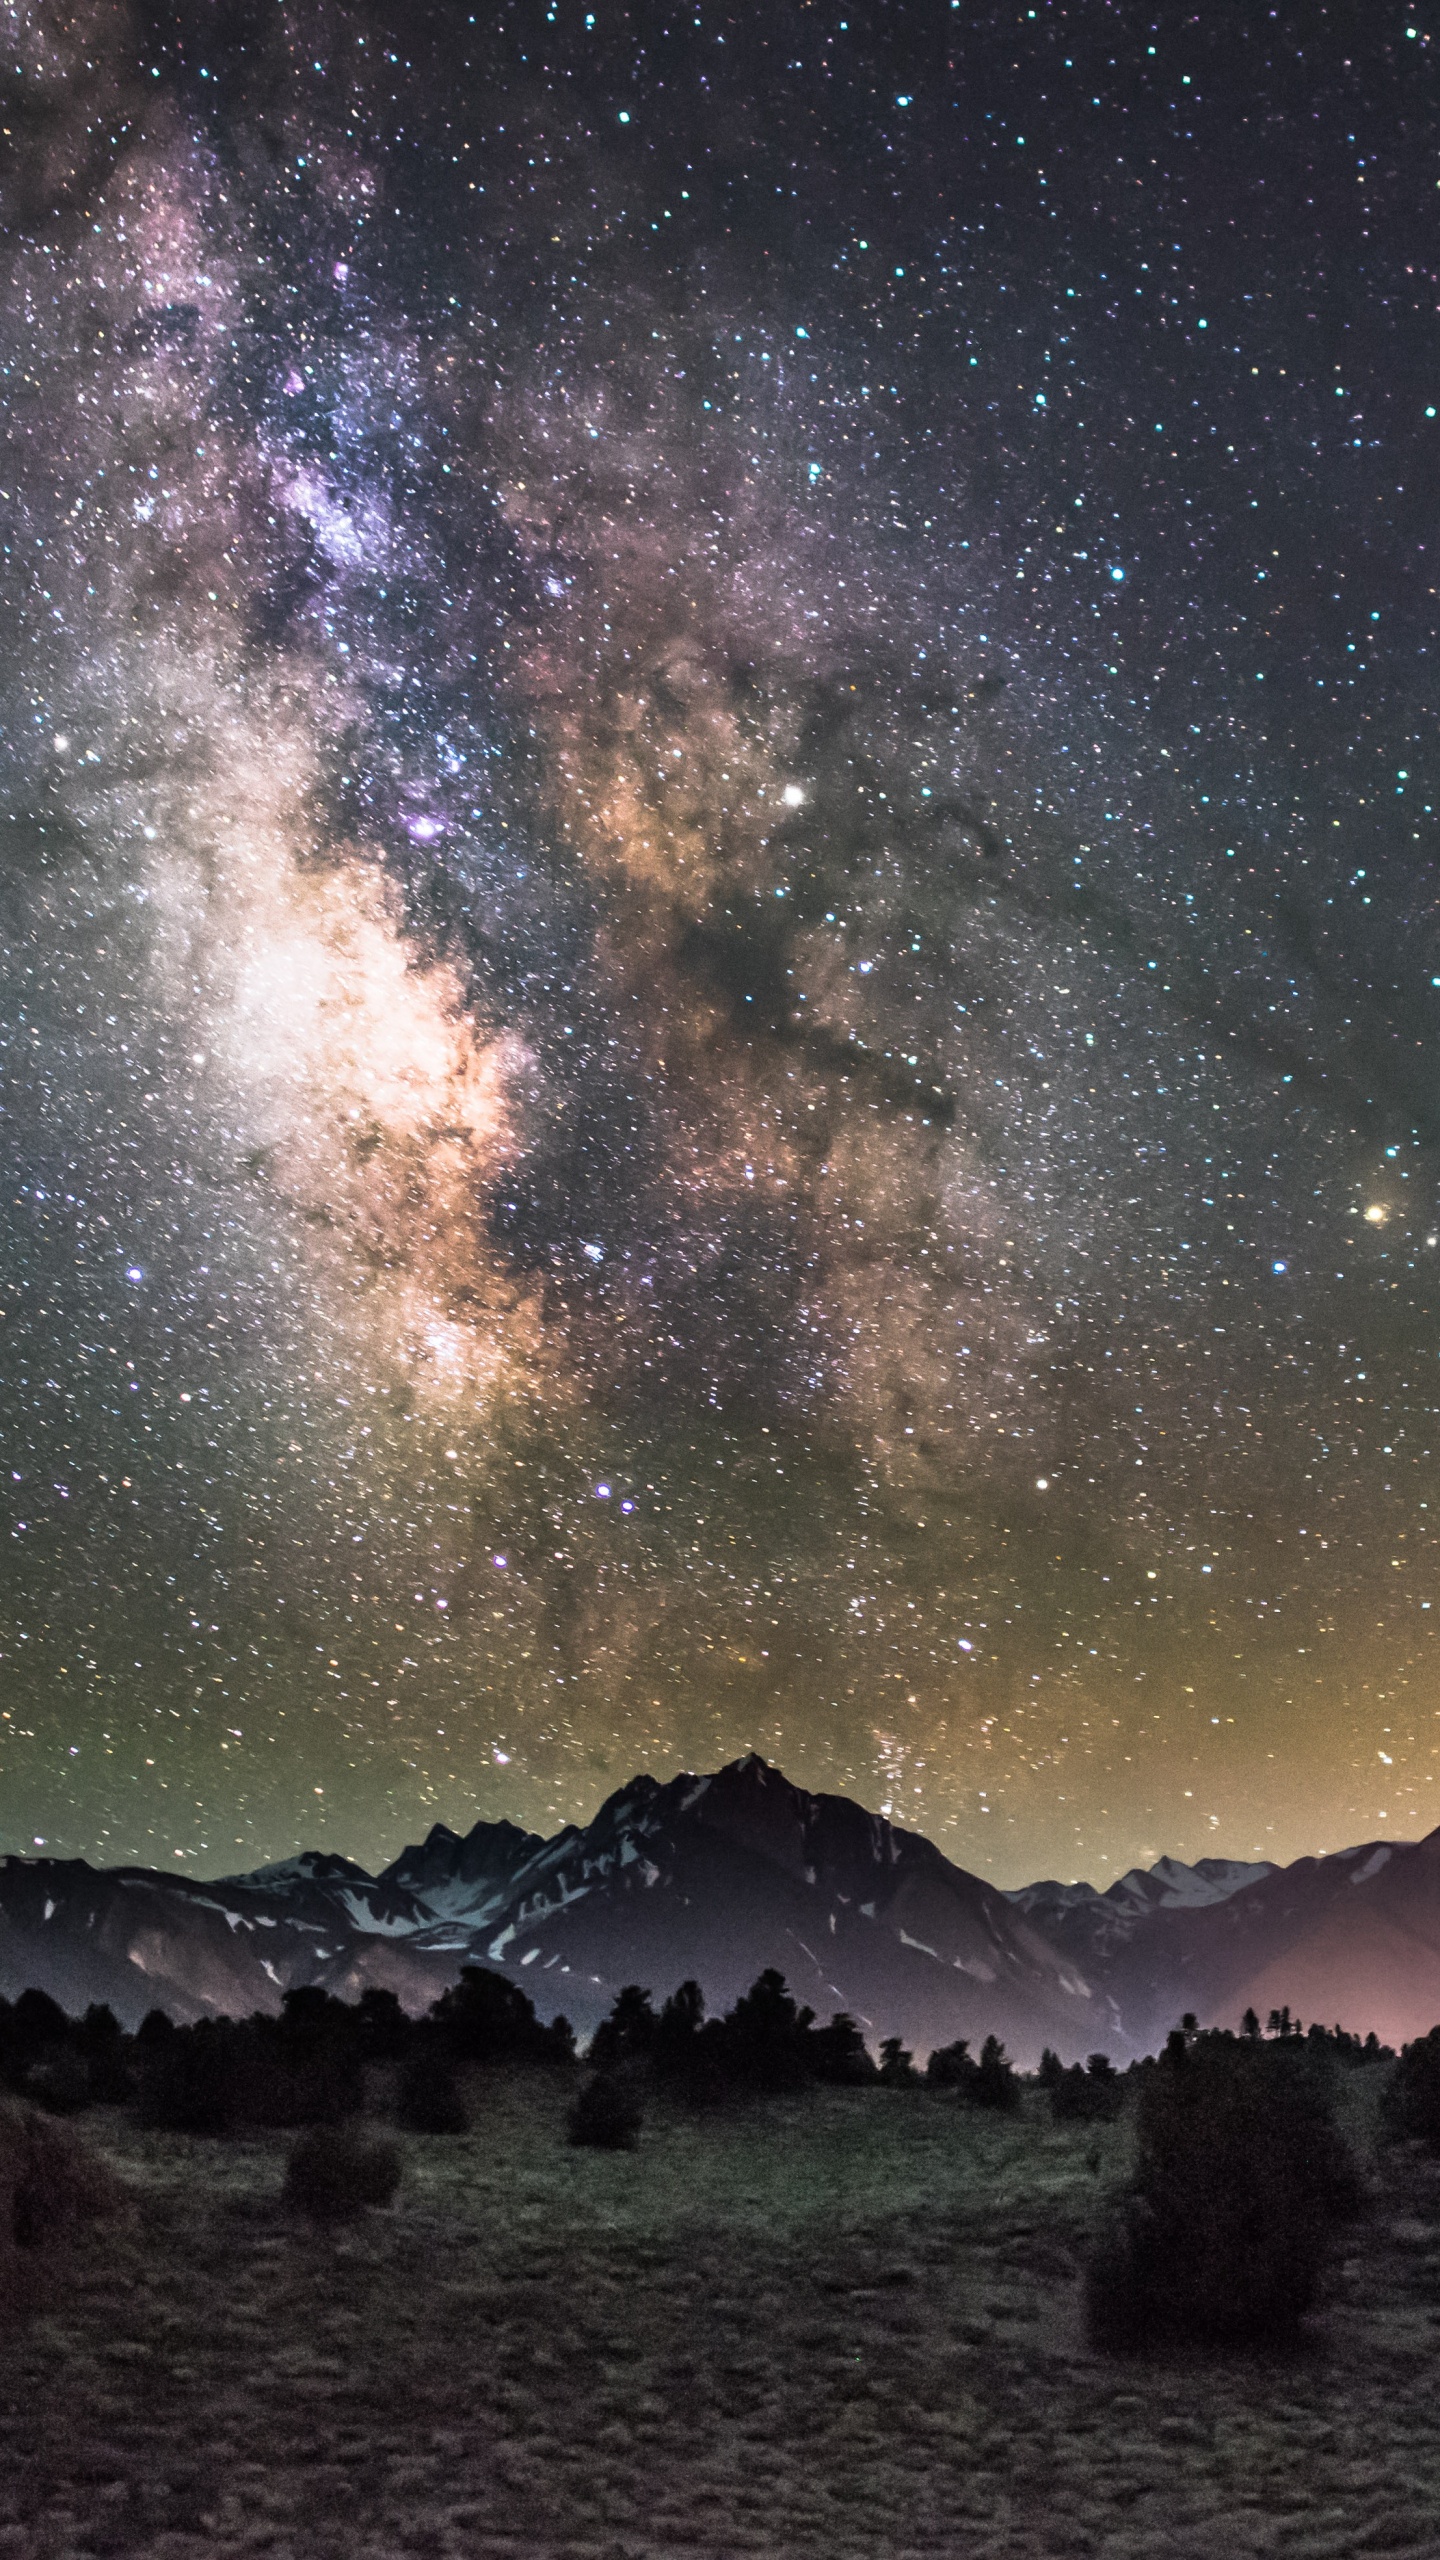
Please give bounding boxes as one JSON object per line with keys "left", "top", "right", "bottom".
{"left": 3, "top": 1, "right": 1437, "bottom": 1882}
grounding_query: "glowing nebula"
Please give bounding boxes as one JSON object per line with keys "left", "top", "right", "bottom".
{"left": 1, "top": 4, "right": 1435, "bottom": 1883}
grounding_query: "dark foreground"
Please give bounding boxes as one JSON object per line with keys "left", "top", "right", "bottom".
{"left": 3, "top": 2073, "right": 1440, "bottom": 2560}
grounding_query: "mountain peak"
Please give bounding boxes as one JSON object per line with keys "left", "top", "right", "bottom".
{"left": 7, "top": 1766, "right": 1439, "bottom": 2060}
{"left": 377, "top": 1813, "right": 546, "bottom": 1913}
{"left": 221, "top": 1849, "right": 374, "bottom": 1889}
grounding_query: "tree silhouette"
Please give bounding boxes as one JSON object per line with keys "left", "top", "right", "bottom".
{"left": 590, "top": 1986, "right": 658, "bottom": 2070}
{"left": 812, "top": 2014, "right": 876, "bottom": 2084}
{"left": 1087, "top": 2027, "right": 1360, "bottom": 2346}
{"left": 972, "top": 2035, "right": 1021, "bottom": 2112}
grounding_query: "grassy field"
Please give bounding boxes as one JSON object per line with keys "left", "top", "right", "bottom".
{"left": 3, "top": 2071, "right": 1440, "bottom": 2559}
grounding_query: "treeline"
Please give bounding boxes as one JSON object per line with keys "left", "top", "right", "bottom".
{"left": 7, "top": 1971, "right": 1440, "bottom": 2323}
{"left": 0, "top": 1970, "right": 572, "bottom": 2138}
{"left": 0, "top": 1967, "right": 1031, "bottom": 2134}
{"left": 1037, "top": 2007, "right": 1394, "bottom": 2125}
{"left": 0, "top": 1972, "right": 1409, "bottom": 2143}
{"left": 583, "top": 1972, "right": 1028, "bottom": 2111}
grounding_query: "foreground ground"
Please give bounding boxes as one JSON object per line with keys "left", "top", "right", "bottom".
{"left": 3, "top": 2072, "right": 1440, "bottom": 2559}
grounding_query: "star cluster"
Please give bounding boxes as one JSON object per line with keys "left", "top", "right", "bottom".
{"left": 1, "top": 1, "right": 1437, "bottom": 1883}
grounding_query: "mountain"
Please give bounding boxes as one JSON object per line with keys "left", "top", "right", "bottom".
{"left": 399, "top": 1752, "right": 1113, "bottom": 2063}
{"left": 376, "top": 1818, "right": 543, "bottom": 1920}
{"left": 1092, "top": 1833, "right": 1440, "bottom": 2055}
{"left": 0, "top": 1848, "right": 476, "bottom": 2031}
{"left": 1005, "top": 1853, "right": 1277, "bottom": 1970}
{"left": 2, "top": 1757, "right": 1439, "bottom": 2064}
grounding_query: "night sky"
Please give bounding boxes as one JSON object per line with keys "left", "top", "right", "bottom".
{"left": 2, "top": 0, "right": 1437, "bottom": 1887}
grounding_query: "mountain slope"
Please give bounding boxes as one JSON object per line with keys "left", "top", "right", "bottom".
{"left": 375, "top": 1819, "right": 545, "bottom": 1921}
{"left": 1094, "top": 1831, "right": 1440, "bottom": 2053}
{"left": 432, "top": 1753, "right": 1114, "bottom": 2061}
{"left": 3, "top": 1763, "right": 1440, "bottom": 2062}
{"left": 1005, "top": 1853, "right": 1278, "bottom": 1969}
{"left": 0, "top": 1757, "right": 1115, "bottom": 2056}
{"left": 0, "top": 1851, "right": 474, "bottom": 2028}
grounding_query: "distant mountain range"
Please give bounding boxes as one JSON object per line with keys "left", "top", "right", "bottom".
{"left": 3, "top": 1754, "right": 1439, "bottom": 2065}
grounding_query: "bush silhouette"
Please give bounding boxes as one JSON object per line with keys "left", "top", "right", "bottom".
{"left": 1086, "top": 2028, "right": 1361, "bottom": 2347}
{"left": 878, "top": 2036, "right": 918, "bottom": 2086}
{"left": 1382, "top": 2025, "right": 1440, "bottom": 2148}
{"left": 397, "top": 2050, "right": 469, "bottom": 2135}
{"left": 283, "top": 2124, "right": 402, "bottom": 2222}
{"left": 0, "top": 2103, "right": 127, "bottom": 2311}
{"left": 25, "top": 2049, "right": 91, "bottom": 2116}
{"left": 568, "top": 2071, "right": 643, "bottom": 2150}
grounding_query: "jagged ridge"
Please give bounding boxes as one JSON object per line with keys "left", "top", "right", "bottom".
{"left": 3, "top": 1757, "right": 1439, "bottom": 2064}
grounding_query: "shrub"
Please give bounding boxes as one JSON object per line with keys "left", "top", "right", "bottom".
{"left": 283, "top": 2124, "right": 402, "bottom": 2222}
{"left": 1086, "top": 2028, "right": 1360, "bottom": 2348}
{"left": 0, "top": 2103, "right": 127, "bottom": 2312}
{"left": 1382, "top": 2025, "right": 1440, "bottom": 2148}
{"left": 878, "top": 2036, "right": 918, "bottom": 2087}
{"left": 25, "top": 2049, "right": 92, "bottom": 2116}
{"left": 397, "top": 2051, "right": 469, "bottom": 2136}
{"left": 3, "top": 2102, "right": 126, "bottom": 2247}
{"left": 568, "top": 2071, "right": 643, "bottom": 2150}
